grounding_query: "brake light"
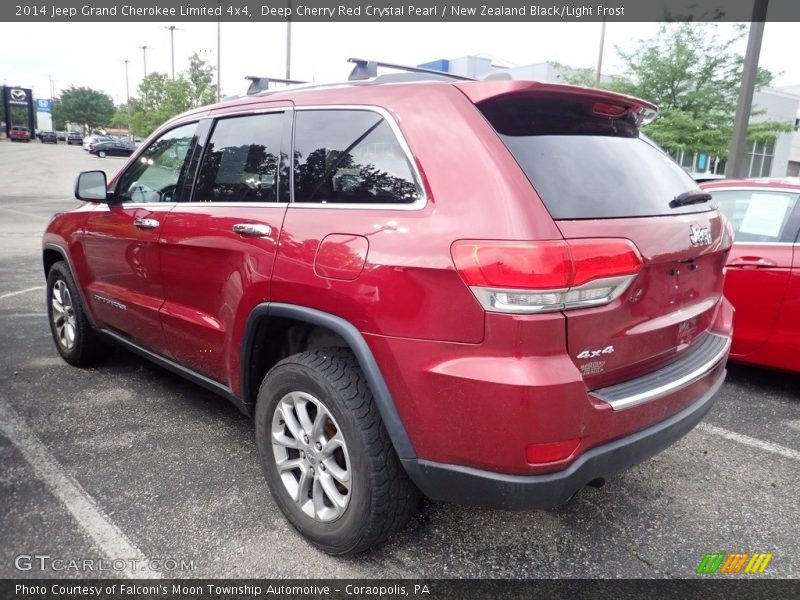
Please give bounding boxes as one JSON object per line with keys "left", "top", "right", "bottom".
{"left": 451, "top": 239, "right": 642, "bottom": 314}
{"left": 592, "top": 102, "right": 628, "bottom": 118}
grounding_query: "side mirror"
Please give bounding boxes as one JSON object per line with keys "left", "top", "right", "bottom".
{"left": 74, "top": 170, "right": 109, "bottom": 202}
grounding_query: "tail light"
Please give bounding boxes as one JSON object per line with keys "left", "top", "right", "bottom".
{"left": 451, "top": 238, "right": 642, "bottom": 314}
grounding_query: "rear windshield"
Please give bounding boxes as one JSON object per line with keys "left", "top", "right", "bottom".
{"left": 479, "top": 96, "right": 711, "bottom": 219}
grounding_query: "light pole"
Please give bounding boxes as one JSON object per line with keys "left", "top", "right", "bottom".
{"left": 137, "top": 45, "right": 150, "bottom": 78}
{"left": 48, "top": 74, "right": 55, "bottom": 99}
{"left": 123, "top": 59, "right": 132, "bottom": 138}
{"left": 286, "top": 0, "right": 292, "bottom": 80}
{"left": 217, "top": 1, "right": 222, "bottom": 102}
{"left": 162, "top": 26, "right": 182, "bottom": 79}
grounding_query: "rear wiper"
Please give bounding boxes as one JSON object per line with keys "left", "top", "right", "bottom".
{"left": 670, "top": 190, "right": 712, "bottom": 208}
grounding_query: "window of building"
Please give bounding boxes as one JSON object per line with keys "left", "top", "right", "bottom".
{"left": 194, "top": 113, "right": 284, "bottom": 203}
{"left": 292, "top": 110, "right": 421, "bottom": 205}
{"left": 743, "top": 139, "right": 776, "bottom": 178}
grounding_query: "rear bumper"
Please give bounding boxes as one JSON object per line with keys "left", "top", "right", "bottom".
{"left": 402, "top": 366, "right": 725, "bottom": 510}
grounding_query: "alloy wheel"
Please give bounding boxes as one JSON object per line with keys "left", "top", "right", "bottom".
{"left": 271, "top": 391, "right": 352, "bottom": 522}
{"left": 51, "top": 279, "right": 77, "bottom": 351}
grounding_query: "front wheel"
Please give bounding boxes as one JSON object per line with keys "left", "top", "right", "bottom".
{"left": 46, "top": 262, "right": 106, "bottom": 366}
{"left": 98, "top": 150, "right": 106, "bottom": 158}
{"left": 255, "top": 349, "right": 419, "bottom": 555}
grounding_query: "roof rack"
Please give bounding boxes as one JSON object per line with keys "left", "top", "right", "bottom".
{"left": 245, "top": 75, "right": 309, "bottom": 95}
{"left": 347, "top": 58, "right": 475, "bottom": 82}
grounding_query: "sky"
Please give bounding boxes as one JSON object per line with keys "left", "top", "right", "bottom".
{"left": 1, "top": 21, "right": 799, "bottom": 104}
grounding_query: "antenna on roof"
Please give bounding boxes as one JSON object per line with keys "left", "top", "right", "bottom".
{"left": 245, "top": 75, "right": 308, "bottom": 95}
{"left": 347, "top": 58, "right": 475, "bottom": 82}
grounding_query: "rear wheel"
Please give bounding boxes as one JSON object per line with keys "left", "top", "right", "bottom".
{"left": 255, "top": 348, "right": 419, "bottom": 555}
{"left": 46, "top": 262, "right": 106, "bottom": 366}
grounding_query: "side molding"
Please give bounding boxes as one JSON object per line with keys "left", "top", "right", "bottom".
{"left": 242, "top": 303, "right": 417, "bottom": 460}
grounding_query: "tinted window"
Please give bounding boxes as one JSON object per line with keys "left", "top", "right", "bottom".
{"left": 293, "top": 110, "right": 420, "bottom": 204}
{"left": 116, "top": 123, "right": 197, "bottom": 204}
{"left": 479, "top": 96, "right": 707, "bottom": 219}
{"left": 710, "top": 190, "right": 798, "bottom": 243}
{"left": 194, "top": 113, "right": 284, "bottom": 203}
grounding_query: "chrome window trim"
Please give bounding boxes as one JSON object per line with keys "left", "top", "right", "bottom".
{"left": 594, "top": 333, "right": 731, "bottom": 411}
{"left": 289, "top": 105, "right": 428, "bottom": 211}
{"left": 705, "top": 186, "right": 800, "bottom": 195}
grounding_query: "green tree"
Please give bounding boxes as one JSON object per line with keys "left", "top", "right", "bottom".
{"left": 50, "top": 99, "right": 68, "bottom": 130}
{"left": 184, "top": 52, "right": 218, "bottom": 107}
{"left": 609, "top": 23, "right": 791, "bottom": 158}
{"left": 127, "top": 54, "right": 218, "bottom": 137}
{"left": 57, "top": 86, "right": 115, "bottom": 132}
{"left": 109, "top": 104, "right": 131, "bottom": 129}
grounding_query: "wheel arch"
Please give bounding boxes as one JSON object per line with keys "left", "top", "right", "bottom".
{"left": 42, "top": 243, "right": 97, "bottom": 328}
{"left": 242, "top": 303, "right": 416, "bottom": 460}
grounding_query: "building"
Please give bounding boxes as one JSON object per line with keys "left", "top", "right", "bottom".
{"left": 777, "top": 85, "right": 800, "bottom": 177}
{"left": 420, "top": 56, "right": 800, "bottom": 178}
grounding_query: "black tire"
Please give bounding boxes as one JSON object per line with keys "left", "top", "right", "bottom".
{"left": 255, "top": 348, "right": 419, "bottom": 555}
{"left": 98, "top": 150, "right": 106, "bottom": 158}
{"left": 46, "top": 261, "right": 106, "bottom": 366}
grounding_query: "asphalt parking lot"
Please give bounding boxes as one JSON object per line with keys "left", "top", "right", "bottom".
{"left": 0, "top": 139, "right": 798, "bottom": 579}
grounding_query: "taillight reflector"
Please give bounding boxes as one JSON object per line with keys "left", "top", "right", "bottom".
{"left": 525, "top": 438, "right": 581, "bottom": 463}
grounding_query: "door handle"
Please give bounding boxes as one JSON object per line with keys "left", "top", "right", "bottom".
{"left": 133, "top": 218, "right": 160, "bottom": 230}
{"left": 233, "top": 223, "right": 271, "bottom": 237}
{"left": 728, "top": 256, "right": 777, "bottom": 268}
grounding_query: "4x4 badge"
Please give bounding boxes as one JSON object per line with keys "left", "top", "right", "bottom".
{"left": 689, "top": 225, "right": 712, "bottom": 246}
{"left": 577, "top": 345, "right": 615, "bottom": 360}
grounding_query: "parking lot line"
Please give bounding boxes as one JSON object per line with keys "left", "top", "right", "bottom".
{"left": 0, "top": 286, "right": 44, "bottom": 300}
{"left": 0, "top": 400, "right": 161, "bottom": 579}
{"left": 698, "top": 423, "right": 800, "bottom": 461}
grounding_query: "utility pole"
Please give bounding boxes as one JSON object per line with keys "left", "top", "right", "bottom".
{"left": 727, "top": 0, "right": 769, "bottom": 178}
{"left": 137, "top": 45, "right": 150, "bottom": 78}
{"left": 162, "top": 26, "right": 182, "bottom": 79}
{"left": 48, "top": 75, "right": 55, "bottom": 99}
{"left": 595, "top": 18, "right": 607, "bottom": 86}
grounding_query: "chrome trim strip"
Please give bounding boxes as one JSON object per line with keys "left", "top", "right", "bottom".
{"left": 290, "top": 105, "right": 428, "bottom": 211}
{"left": 594, "top": 333, "right": 731, "bottom": 411}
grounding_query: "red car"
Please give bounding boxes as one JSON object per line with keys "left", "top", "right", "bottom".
{"left": 9, "top": 125, "right": 31, "bottom": 142}
{"left": 43, "top": 64, "right": 733, "bottom": 554}
{"left": 702, "top": 178, "right": 800, "bottom": 372}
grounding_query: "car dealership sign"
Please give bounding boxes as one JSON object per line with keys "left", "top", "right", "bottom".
{"left": 8, "top": 88, "right": 30, "bottom": 106}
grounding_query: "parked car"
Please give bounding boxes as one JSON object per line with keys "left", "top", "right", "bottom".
{"left": 701, "top": 178, "right": 800, "bottom": 372}
{"left": 82, "top": 134, "right": 111, "bottom": 151}
{"left": 66, "top": 131, "right": 83, "bottom": 145}
{"left": 9, "top": 125, "right": 30, "bottom": 142}
{"left": 39, "top": 130, "right": 58, "bottom": 144}
{"left": 56, "top": 131, "right": 68, "bottom": 141}
{"left": 89, "top": 139, "right": 135, "bottom": 158}
{"left": 43, "top": 67, "right": 733, "bottom": 555}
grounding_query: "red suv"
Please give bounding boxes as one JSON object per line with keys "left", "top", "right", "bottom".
{"left": 43, "top": 64, "right": 733, "bottom": 554}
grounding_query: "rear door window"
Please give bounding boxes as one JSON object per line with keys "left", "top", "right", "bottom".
{"left": 478, "top": 96, "right": 708, "bottom": 219}
{"left": 292, "top": 109, "right": 421, "bottom": 205}
{"left": 194, "top": 112, "right": 285, "bottom": 203}
{"left": 710, "top": 189, "right": 799, "bottom": 243}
